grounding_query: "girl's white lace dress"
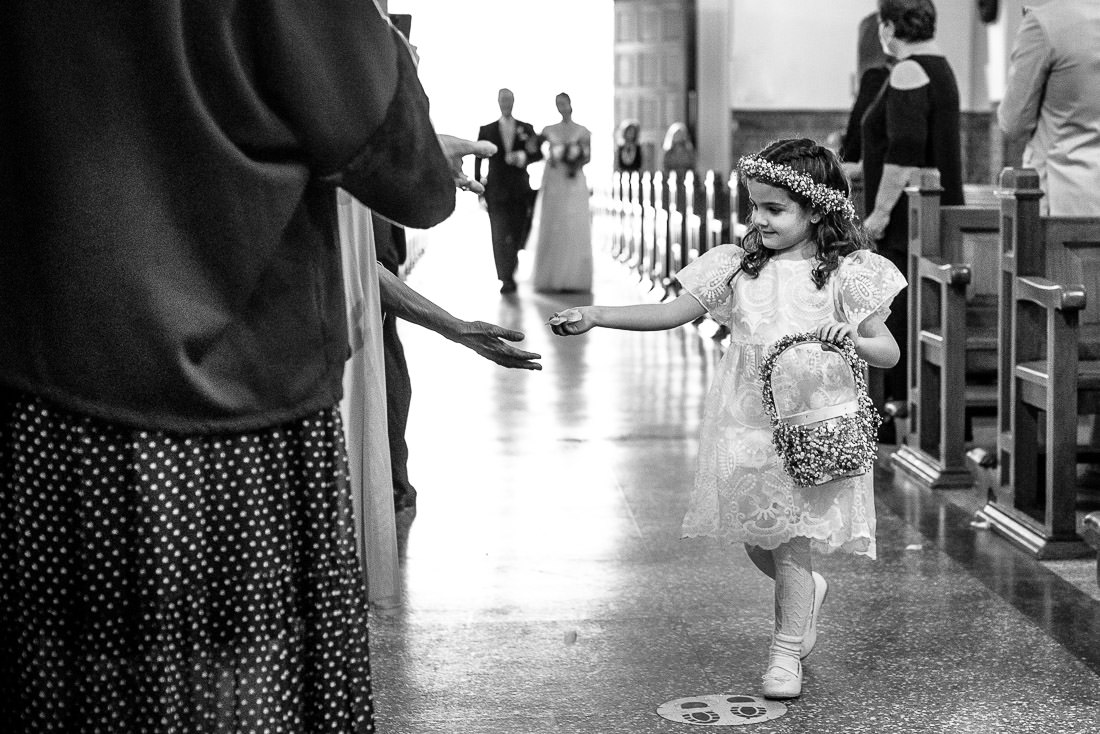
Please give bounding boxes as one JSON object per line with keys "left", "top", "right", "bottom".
{"left": 676, "top": 244, "right": 906, "bottom": 558}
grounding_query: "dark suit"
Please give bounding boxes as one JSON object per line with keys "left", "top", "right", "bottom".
{"left": 475, "top": 118, "right": 543, "bottom": 287}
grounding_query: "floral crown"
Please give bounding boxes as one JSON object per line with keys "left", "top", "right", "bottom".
{"left": 738, "top": 155, "right": 857, "bottom": 221}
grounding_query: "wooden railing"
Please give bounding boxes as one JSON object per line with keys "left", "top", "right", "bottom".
{"left": 597, "top": 169, "right": 744, "bottom": 300}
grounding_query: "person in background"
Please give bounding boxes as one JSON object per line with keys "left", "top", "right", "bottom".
{"left": 0, "top": 4, "right": 476, "bottom": 732}
{"left": 997, "top": 0, "right": 1100, "bottom": 216}
{"left": 550, "top": 139, "right": 905, "bottom": 700}
{"left": 858, "top": 0, "right": 962, "bottom": 440}
{"left": 375, "top": 217, "right": 542, "bottom": 519}
{"left": 379, "top": 20, "right": 539, "bottom": 521}
{"left": 528, "top": 92, "right": 594, "bottom": 294}
{"left": 615, "top": 119, "right": 643, "bottom": 174}
{"left": 840, "top": 11, "right": 895, "bottom": 188}
{"left": 476, "top": 88, "right": 544, "bottom": 294}
{"left": 661, "top": 122, "right": 697, "bottom": 180}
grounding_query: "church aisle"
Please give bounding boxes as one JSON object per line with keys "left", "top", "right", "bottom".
{"left": 368, "top": 200, "right": 1100, "bottom": 733}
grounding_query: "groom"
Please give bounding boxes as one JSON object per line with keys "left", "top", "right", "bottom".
{"left": 476, "top": 88, "right": 542, "bottom": 294}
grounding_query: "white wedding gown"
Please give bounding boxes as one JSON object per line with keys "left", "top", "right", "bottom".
{"left": 528, "top": 129, "right": 593, "bottom": 293}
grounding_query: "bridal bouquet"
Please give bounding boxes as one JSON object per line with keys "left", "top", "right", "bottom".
{"left": 557, "top": 141, "right": 585, "bottom": 178}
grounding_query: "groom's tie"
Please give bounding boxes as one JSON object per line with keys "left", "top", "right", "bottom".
{"left": 499, "top": 116, "right": 515, "bottom": 155}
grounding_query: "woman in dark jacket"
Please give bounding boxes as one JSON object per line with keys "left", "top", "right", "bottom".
{"left": 0, "top": 4, "right": 458, "bottom": 731}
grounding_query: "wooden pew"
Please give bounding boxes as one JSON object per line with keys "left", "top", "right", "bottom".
{"left": 702, "top": 170, "right": 743, "bottom": 256}
{"left": 608, "top": 172, "right": 627, "bottom": 260}
{"left": 590, "top": 173, "right": 613, "bottom": 257}
{"left": 636, "top": 171, "right": 654, "bottom": 282}
{"left": 980, "top": 167, "right": 1100, "bottom": 559}
{"left": 647, "top": 171, "right": 669, "bottom": 293}
{"left": 682, "top": 171, "right": 703, "bottom": 270}
{"left": 664, "top": 171, "right": 684, "bottom": 297}
{"left": 620, "top": 172, "right": 642, "bottom": 268}
{"left": 890, "top": 169, "right": 1000, "bottom": 488}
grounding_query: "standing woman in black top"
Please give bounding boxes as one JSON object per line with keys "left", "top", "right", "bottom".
{"left": 859, "top": 0, "right": 963, "bottom": 436}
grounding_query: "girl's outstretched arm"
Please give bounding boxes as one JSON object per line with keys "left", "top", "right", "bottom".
{"left": 815, "top": 314, "right": 899, "bottom": 369}
{"left": 549, "top": 292, "right": 707, "bottom": 336}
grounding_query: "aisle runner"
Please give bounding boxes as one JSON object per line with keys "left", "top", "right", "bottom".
{"left": 657, "top": 695, "right": 787, "bottom": 726}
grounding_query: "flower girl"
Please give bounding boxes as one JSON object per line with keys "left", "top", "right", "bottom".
{"left": 550, "top": 138, "right": 905, "bottom": 698}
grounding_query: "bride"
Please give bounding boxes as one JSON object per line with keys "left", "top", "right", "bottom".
{"left": 527, "top": 92, "right": 593, "bottom": 293}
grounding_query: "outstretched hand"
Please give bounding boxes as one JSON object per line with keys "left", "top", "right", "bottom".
{"left": 438, "top": 134, "right": 497, "bottom": 195}
{"left": 454, "top": 321, "right": 542, "bottom": 370}
{"left": 547, "top": 308, "right": 595, "bottom": 336}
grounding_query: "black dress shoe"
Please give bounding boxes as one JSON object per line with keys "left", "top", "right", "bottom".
{"left": 500, "top": 281, "right": 517, "bottom": 294}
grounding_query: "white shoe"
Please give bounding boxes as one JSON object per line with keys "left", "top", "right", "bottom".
{"left": 800, "top": 572, "right": 828, "bottom": 659}
{"left": 761, "top": 658, "right": 802, "bottom": 699}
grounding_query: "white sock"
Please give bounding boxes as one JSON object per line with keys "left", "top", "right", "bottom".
{"left": 770, "top": 537, "right": 813, "bottom": 673}
{"left": 768, "top": 632, "right": 802, "bottom": 675}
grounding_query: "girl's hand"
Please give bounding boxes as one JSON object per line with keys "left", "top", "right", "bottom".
{"left": 815, "top": 321, "right": 858, "bottom": 347}
{"left": 548, "top": 308, "right": 594, "bottom": 336}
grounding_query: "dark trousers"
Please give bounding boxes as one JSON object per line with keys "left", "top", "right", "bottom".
{"left": 486, "top": 193, "right": 533, "bottom": 284}
{"left": 382, "top": 313, "right": 415, "bottom": 510}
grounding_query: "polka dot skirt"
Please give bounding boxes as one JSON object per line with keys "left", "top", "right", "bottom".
{"left": 0, "top": 391, "right": 376, "bottom": 733}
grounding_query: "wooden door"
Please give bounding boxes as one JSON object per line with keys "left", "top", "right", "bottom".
{"left": 614, "top": 0, "right": 697, "bottom": 172}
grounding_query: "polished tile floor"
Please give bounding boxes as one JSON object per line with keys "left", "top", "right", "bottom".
{"left": 368, "top": 200, "right": 1100, "bottom": 734}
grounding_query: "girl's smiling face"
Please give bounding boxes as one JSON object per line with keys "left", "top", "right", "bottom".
{"left": 746, "top": 178, "right": 818, "bottom": 254}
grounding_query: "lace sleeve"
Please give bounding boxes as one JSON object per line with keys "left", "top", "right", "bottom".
{"left": 835, "top": 250, "right": 907, "bottom": 325}
{"left": 674, "top": 245, "right": 745, "bottom": 323}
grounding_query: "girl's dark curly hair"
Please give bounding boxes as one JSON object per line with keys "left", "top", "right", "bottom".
{"left": 738, "top": 138, "right": 870, "bottom": 289}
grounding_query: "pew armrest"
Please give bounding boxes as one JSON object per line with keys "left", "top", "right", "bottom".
{"left": 919, "top": 256, "right": 971, "bottom": 286}
{"left": 1016, "top": 275, "right": 1087, "bottom": 312}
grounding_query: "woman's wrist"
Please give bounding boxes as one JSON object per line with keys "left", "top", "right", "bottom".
{"left": 587, "top": 306, "right": 604, "bottom": 328}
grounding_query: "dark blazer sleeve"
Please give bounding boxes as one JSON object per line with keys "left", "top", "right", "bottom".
{"left": 331, "top": 37, "right": 454, "bottom": 228}
{"left": 255, "top": 2, "right": 454, "bottom": 228}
